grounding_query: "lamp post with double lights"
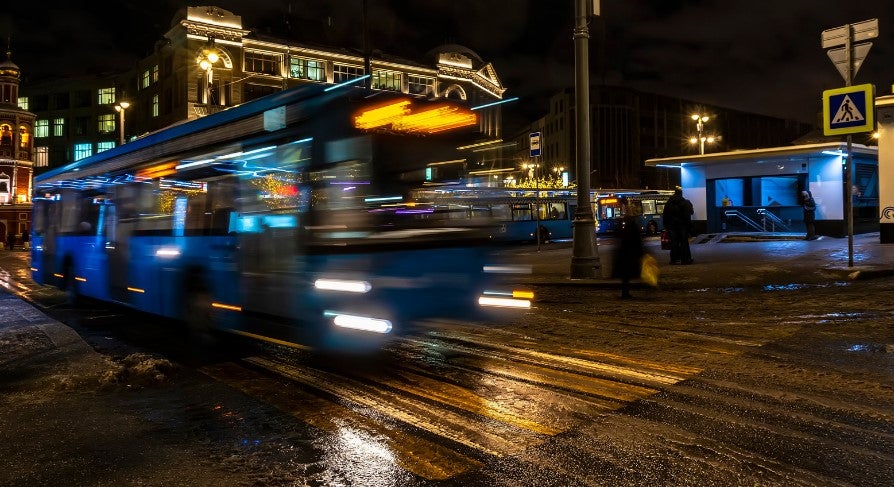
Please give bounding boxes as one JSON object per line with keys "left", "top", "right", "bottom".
{"left": 114, "top": 101, "right": 130, "bottom": 145}
{"left": 196, "top": 38, "right": 221, "bottom": 105}
{"left": 690, "top": 113, "right": 714, "bottom": 155}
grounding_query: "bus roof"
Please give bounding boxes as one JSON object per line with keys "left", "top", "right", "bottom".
{"left": 35, "top": 83, "right": 339, "bottom": 185}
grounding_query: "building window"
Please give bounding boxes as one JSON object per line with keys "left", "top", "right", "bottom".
{"left": 18, "top": 126, "right": 30, "bottom": 148}
{"left": 152, "top": 94, "right": 159, "bottom": 117}
{"left": 74, "top": 90, "right": 91, "bottom": 108}
{"left": 98, "top": 87, "right": 116, "bottom": 105}
{"left": 244, "top": 51, "right": 281, "bottom": 76}
{"left": 53, "top": 118, "right": 65, "bottom": 137}
{"left": 372, "top": 70, "right": 402, "bottom": 91}
{"left": 408, "top": 75, "right": 434, "bottom": 96}
{"left": 35, "top": 120, "right": 49, "bottom": 138}
{"left": 152, "top": 65, "right": 159, "bottom": 83}
{"left": 97, "top": 141, "right": 115, "bottom": 153}
{"left": 74, "top": 117, "right": 89, "bottom": 136}
{"left": 333, "top": 64, "right": 364, "bottom": 83}
{"left": 140, "top": 70, "right": 150, "bottom": 89}
{"left": 243, "top": 83, "right": 278, "bottom": 103}
{"left": 54, "top": 92, "right": 70, "bottom": 110}
{"left": 98, "top": 114, "right": 115, "bottom": 134}
{"left": 289, "top": 57, "right": 325, "bottom": 81}
{"left": 74, "top": 143, "right": 92, "bottom": 161}
{"left": 17, "top": 97, "right": 27, "bottom": 110}
{"left": 35, "top": 147, "right": 49, "bottom": 167}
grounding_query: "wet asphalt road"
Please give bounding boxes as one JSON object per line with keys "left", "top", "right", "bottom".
{"left": 0, "top": 241, "right": 892, "bottom": 486}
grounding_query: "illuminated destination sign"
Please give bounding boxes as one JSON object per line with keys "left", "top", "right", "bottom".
{"left": 353, "top": 99, "right": 477, "bottom": 134}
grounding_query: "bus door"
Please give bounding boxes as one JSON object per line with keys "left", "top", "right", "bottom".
{"left": 107, "top": 184, "right": 138, "bottom": 303}
{"left": 234, "top": 139, "right": 312, "bottom": 330}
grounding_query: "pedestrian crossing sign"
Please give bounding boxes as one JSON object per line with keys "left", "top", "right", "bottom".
{"left": 823, "top": 83, "right": 874, "bottom": 135}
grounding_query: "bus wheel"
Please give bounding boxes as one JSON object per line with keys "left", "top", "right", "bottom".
{"left": 646, "top": 221, "right": 658, "bottom": 235}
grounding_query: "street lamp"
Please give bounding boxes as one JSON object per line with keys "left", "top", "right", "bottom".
{"left": 196, "top": 38, "right": 221, "bottom": 104}
{"left": 114, "top": 101, "right": 130, "bottom": 145}
{"left": 690, "top": 113, "right": 713, "bottom": 155}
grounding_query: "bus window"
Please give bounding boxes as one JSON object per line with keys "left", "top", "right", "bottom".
{"left": 491, "top": 203, "right": 511, "bottom": 221}
{"left": 641, "top": 199, "right": 656, "bottom": 215}
{"left": 512, "top": 203, "right": 532, "bottom": 221}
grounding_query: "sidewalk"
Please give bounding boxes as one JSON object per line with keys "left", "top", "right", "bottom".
{"left": 497, "top": 232, "right": 894, "bottom": 289}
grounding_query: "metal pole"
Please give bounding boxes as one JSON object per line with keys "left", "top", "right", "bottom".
{"left": 535, "top": 162, "right": 541, "bottom": 251}
{"left": 570, "top": 0, "right": 599, "bottom": 278}
{"left": 118, "top": 108, "right": 125, "bottom": 145}
{"left": 362, "top": 0, "right": 372, "bottom": 90}
{"left": 845, "top": 24, "right": 854, "bottom": 267}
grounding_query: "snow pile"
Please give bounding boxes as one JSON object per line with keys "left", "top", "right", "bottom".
{"left": 101, "top": 352, "right": 177, "bottom": 387}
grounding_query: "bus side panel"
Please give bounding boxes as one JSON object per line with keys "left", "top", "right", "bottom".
{"left": 125, "top": 235, "right": 240, "bottom": 321}
{"left": 53, "top": 235, "right": 109, "bottom": 300}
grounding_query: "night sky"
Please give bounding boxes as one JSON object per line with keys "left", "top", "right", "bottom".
{"left": 2, "top": 0, "right": 893, "bottom": 128}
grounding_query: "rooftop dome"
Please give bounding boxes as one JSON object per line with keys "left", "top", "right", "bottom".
{"left": 0, "top": 51, "right": 20, "bottom": 79}
{"left": 426, "top": 44, "right": 484, "bottom": 64}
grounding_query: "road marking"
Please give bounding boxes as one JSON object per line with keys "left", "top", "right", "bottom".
{"left": 201, "top": 362, "right": 481, "bottom": 481}
{"left": 244, "top": 356, "right": 546, "bottom": 457}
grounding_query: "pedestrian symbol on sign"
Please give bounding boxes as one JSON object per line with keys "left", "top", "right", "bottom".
{"left": 831, "top": 95, "right": 864, "bottom": 124}
{"left": 822, "top": 84, "right": 874, "bottom": 136}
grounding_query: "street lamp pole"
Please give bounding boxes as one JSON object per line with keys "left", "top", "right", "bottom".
{"left": 114, "top": 101, "right": 130, "bottom": 145}
{"left": 691, "top": 114, "right": 709, "bottom": 155}
{"left": 570, "top": 0, "right": 599, "bottom": 278}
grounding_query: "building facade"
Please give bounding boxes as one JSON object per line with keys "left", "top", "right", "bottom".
{"left": 0, "top": 51, "right": 35, "bottom": 247}
{"left": 21, "top": 5, "right": 507, "bottom": 173}
{"left": 511, "top": 86, "right": 814, "bottom": 190}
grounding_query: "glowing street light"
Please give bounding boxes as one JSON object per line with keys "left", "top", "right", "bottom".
{"left": 114, "top": 101, "right": 130, "bottom": 145}
{"left": 196, "top": 38, "right": 222, "bottom": 104}
{"left": 690, "top": 113, "right": 714, "bottom": 155}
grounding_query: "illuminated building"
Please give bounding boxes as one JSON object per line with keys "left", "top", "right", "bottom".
{"left": 0, "top": 49, "right": 35, "bottom": 246}
{"left": 22, "top": 6, "right": 508, "bottom": 172}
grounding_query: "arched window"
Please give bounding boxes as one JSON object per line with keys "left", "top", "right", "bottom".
{"left": 18, "top": 125, "right": 30, "bottom": 148}
{"left": 0, "top": 124, "right": 12, "bottom": 146}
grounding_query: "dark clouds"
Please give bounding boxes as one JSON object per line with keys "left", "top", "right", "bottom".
{"left": 2, "top": 1, "right": 892, "bottom": 124}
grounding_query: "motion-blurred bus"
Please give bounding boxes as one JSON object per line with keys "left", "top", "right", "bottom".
{"left": 30, "top": 84, "right": 531, "bottom": 350}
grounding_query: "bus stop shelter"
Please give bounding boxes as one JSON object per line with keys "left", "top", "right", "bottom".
{"left": 645, "top": 142, "right": 879, "bottom": 237}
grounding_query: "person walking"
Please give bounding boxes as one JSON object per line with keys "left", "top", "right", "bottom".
{"left": 613, "top": 197, "right": 644, "bottom": 299}
{"left": 801, "top": 190, "right": 817, "bottom": 240}
{"left": 6, "top": 232, "right": 16, "bottom": 251}
{"left": 662, "top": 187, "right": 694, "bottom": 264}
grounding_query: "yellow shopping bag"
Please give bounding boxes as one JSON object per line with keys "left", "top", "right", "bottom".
{"left": 640, "top": 253, "right": 660, "bottom": 287}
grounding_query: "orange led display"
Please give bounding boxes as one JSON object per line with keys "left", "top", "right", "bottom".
{"left": 136, "top": 161, "right": 177, "bottom": 179}
{"left": 353, "top": 100, "right": 477, "bottom": 134}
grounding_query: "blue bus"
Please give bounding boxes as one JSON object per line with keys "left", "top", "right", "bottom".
{"left": 30, "top": 84, "right": 531, "bottom": 349}
{"left": 409, "top": 187, "right": 579, "bottom": 243}
{"left": 594, "top": 190, "right": 674, "bottom": 235}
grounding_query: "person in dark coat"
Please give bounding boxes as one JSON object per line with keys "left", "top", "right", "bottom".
{"left": 6, "top": 232, "right": 15, "bottom": 251}
{"left": 613, "top": 198, "right": 644, "bottom": 299}
{"left": 661, "top": 187, "right": 694, "bottom": 264}
{"left": 801, "top": 190, "right": 817, "bottom": 240}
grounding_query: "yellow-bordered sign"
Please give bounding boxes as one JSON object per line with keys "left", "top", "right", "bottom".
{"left": 823, "top": 83, "right": 874, "bottom": 136}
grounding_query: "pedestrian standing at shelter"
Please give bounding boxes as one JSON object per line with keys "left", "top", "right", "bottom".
{"left": 613, "top": 197, "right": 644, "bottom": 299}
{"left": 801, "top": 190, "right": 817, "bottom": 240}
{"left": 661, "top": 187, "right": 694, "bottom": 264}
